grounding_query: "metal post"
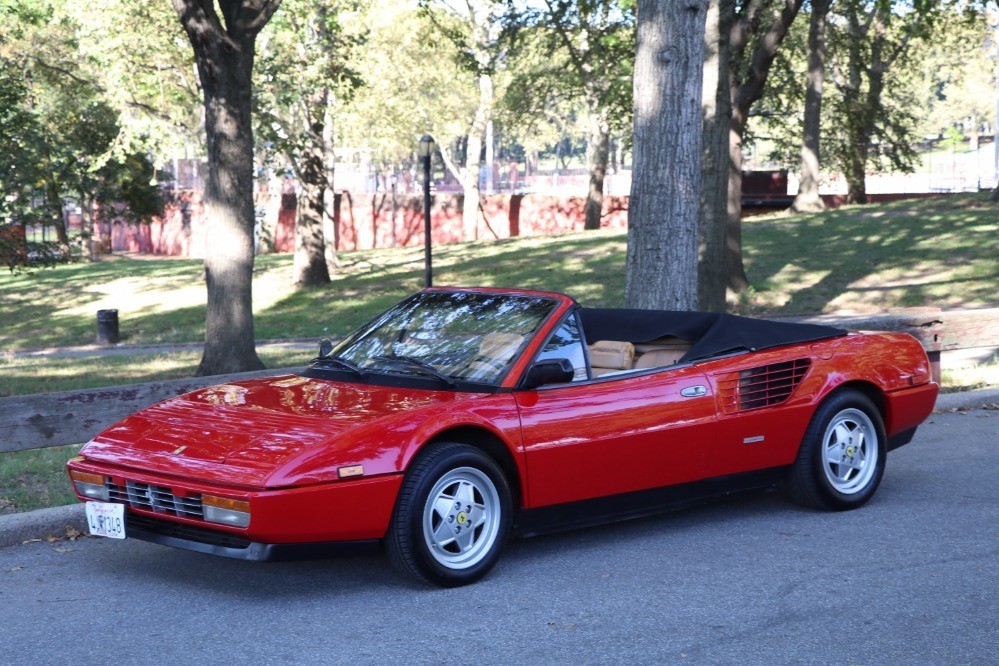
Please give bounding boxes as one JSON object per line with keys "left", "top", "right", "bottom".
{"left": 994, "top": 15, "right": 999, "bottom": 184}
{"left": 420, "top": 135, "right": 435, "bottom": 288}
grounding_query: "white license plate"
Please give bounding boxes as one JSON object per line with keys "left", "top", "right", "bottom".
{"left": 85, "top": 501, "right": 126, "bottom": 539}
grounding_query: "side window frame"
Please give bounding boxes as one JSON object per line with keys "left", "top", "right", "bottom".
{"left": 517, "top": 309, "right": 592, "bottom": 387}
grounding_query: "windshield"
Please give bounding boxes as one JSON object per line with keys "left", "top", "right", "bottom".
{"left": 329, "top": 291, "right": 558, "bottom": 386}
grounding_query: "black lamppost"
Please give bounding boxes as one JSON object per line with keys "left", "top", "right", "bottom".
{"left": 419, "top": 134, "right": 435, "bottom": 288}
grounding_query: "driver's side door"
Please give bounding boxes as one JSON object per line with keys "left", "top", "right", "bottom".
{"left": 514, "top": 315, "right": 716, "bottom": 508}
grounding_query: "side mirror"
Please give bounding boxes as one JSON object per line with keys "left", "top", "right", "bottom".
{"left": 523, "top": 358, "right": 575, "bottom": 389}
{"left": 318, "top": 337, "right": 335, "bottom": 357}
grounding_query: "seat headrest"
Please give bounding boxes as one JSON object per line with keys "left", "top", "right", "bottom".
{"left": 587, "top": 340, "right": 634, "bottom": 370}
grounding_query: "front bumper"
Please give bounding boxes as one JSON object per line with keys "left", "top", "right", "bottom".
{"left": 68, "top": 458, "right": 403, "bottom": 549}
{"left": 125, "top": 512, "right": 379, "bottom": 561}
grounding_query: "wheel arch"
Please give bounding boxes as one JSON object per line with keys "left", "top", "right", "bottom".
{"left": 826, "top": 380, "right": 886, "bottom": 421}
{"left": 420, "top": 426, "right": 524, "bottom": 511}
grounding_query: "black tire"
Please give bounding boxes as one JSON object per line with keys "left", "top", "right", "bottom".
{"left": 786, "top": 389, "right": 887, "bottom": 511}
{"left": 385, "top": 442, "right": 512, "bottom": 587}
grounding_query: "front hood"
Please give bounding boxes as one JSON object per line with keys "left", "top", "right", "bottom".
{"left": 81, "top": 375, "right": 463, "bottom": 487}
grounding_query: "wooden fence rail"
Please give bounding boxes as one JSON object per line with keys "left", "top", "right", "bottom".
{"left": 780, "top": 306, "right": 999, "bottom": 384}
{"left": 2, "top": 307, "right": 997, "bottom": 455}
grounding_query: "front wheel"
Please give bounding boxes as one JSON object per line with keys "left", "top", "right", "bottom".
{"left": 385, "top": 443, "right": 512, "bottom": 587}
{"left": 786, "top": 390, "right": 887, "bottom": 511}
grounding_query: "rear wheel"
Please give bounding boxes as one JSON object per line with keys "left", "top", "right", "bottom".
{"left": 786, "top": 390, "right": 887, "bottom": 511}
{"left": 385, "top": 442, "right": 512, "bottom": 587}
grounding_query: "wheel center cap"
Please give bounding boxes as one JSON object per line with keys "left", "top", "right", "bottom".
{"left": 456, "top": 511, "right": 468, "bottom": 525}
{"left": 846, "top": 445, "right": 855, "bottom": 457}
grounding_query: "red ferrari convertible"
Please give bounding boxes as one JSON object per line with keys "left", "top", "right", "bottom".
{"left": 68, "top": 287, "right": 937, "bottom": 586}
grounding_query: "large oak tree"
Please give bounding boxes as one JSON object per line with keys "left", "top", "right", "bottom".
{"left": 171, "top": 0, "right": 280, "bottom": 375}
{"left": 625, "top": 0, "right": 708, "bottom": 310}
{"left": 790, "top": 0, "right": 832, "bottom": 213}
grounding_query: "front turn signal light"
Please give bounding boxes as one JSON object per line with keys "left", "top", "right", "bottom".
{"left": 202, "top": 494, "right": 250, "bottom": 528}
{"left": 69, "top": 470, "right": 109, "bottom": 501}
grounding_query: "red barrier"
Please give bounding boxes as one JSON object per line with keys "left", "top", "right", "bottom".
{"left": 103, "top": 191, "right": 630, "bottom": 257}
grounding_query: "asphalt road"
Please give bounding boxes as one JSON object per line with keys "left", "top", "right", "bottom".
{"left": 2, "top": 411, "right": 996, "bottom": 665}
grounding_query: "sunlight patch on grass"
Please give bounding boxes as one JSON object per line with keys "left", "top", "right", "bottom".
{"left": 753, "top": 266, "right": 832, "bottom": 311}
{"left": 64, "top": 277, "right": 207, "bottom": 319}
{"left": 941, "top": 353, "right": 999, "bottom": 394}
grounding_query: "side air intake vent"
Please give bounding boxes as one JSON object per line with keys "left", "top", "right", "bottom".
{"left": 718, "top": 359, "right": 811, "bottom": 413}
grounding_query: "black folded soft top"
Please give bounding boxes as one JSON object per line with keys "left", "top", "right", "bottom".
{"left": 577, "top": 308, "right": 847, "bottom": 363}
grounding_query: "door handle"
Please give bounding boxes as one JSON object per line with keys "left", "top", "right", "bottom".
{"left": 680, "top": 385, "right": 708, "bottom": 398}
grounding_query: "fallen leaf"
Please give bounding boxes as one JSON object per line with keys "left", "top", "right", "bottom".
{"left": 20, "top": 539, "right": 42, "bottom": 545}
{"left": 6, "top": 567, "right": 24, "bottom": 572}
{"left": 64, "top": 527, "right": 84, "bottom": 541}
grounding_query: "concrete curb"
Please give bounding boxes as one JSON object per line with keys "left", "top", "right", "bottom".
{"left": 934, "top": 386, "right": 999, "bottom": 412}
{"left": 0, "top": 503, "right": 86, "bottom": 549}
{"left": 2, "top": 386, "right": 998, "bottom": 551}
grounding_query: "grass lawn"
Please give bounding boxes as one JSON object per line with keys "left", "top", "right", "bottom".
{"left": 1, "top": 192, "right": 996, "bottom": 515}
{"left": 0, "top": 444, "right": 82, "bottom": 515}
{"left": 0, "top": 230, "right": 626, "bottom": 353}
{"left": 735, "top": 193, "right": 999, "bottom": 315}
{"left": 2, "top": 193, "right": 996, "bottom": 357}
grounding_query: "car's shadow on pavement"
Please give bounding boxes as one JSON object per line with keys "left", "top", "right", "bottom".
{"left": 109, "top": 486, "right": 815, "bottom": 597}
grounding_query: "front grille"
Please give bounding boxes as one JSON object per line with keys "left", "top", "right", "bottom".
{"left": 127, "top": 512, "right": 251, "bottom": 549}
{"left": 106, "top": 479, "right": 203, "bottom": 519}
{"left": 718, "top": 359, "right": 811, "bottom": 412}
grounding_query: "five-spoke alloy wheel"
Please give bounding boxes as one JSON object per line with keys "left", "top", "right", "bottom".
{"left": 820, "top": 407, "right": 879, "bottom": 495}
{"left": 386, "top": 442, "right": 512, "bottom": 587}
{"left": 787, "top": 389, "right": 887, "bottom": 511}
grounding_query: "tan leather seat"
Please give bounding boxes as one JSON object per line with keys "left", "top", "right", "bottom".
{"left": 463, "top": 332, "right": 525, "bottom": 380}
{"left": 633, "top": 337, "right": 690, "bottom": 369}
{"left": 479, "top": 332, "right": 524, "bottom": 363}
{"left": 588, "top": 340, "right": 635, "bottom": 377}
{"left": 634, "top": 349, "right": 686, "bottom": 368}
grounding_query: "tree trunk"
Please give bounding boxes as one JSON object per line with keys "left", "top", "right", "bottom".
{"left": 322, "top": 96, "right": 339, "bottom": 272}
{"left": 262, "top": 175, "right": 283, "bottom": 251}
{"left": 727, "top": 0, "right": 805, "bottom": 293}
{"left": 293, "top": 91, "right": 331, "bottom": 287}
{"left": 462, "top": 133, "right": 482, "bottom": 241}
{"left": 45, "top": 182, "right": 69, "bottom": 249}
{"left": 842, "top": 6, "right": 887, "bottom": 206}
{"left": 698, "top": 0, "right": 734, "bottom": 312}
{"left": 845, "top": 136, "right": 868, "bottom": 204}
{"left": 625, "top": 0, "right": 708, "bottom": 311}
{"left": 584, "top": 107, "right": 610, "bottom": 231}
{"left": 294, "top": 151, "right": 331, "bottom": 286}
{"left": 791, "top": 0, "right": 830, "bottom": 213}
{"left": 461, "top": 71, "right": 493, "bottom": 241}
{"left": 172, "top": 0, "right": 277, "bottom": 375}
{"left": 80, "top": 193, "right": 95, "bottom": 260}
{"left": 725, "top": 114, "right": 750, "bottom": 292}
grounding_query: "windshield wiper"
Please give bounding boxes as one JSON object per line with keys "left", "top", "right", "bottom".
{"left": 311, "top": 354, "right": 367, "bottom": 378}
{"left": 370, "top": 354, "right": 457, "bottom": 388}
